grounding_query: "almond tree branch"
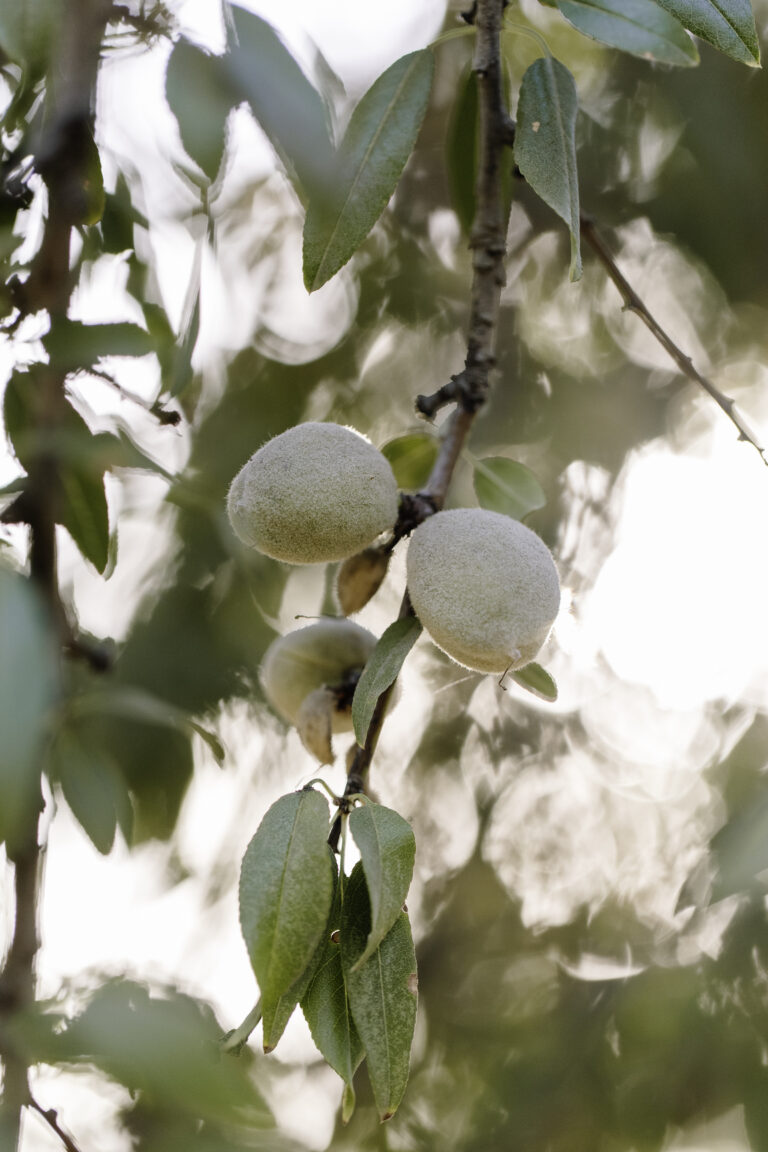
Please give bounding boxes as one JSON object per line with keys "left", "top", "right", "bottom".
{"left": 338, "top": 0, "right": 510, "bottom": 803}
{"left": 28, "top": 1097, "right": 86, "bottom": 1152}
{"left": 0, "top": 4, "right": 112, "bottom": 1149}
{"left": 580, "top": 215, "right": 767, "bottom": 466}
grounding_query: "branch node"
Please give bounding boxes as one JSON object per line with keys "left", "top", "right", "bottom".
{"left": 415, "top": 373, "right": 465, "bottom": 418}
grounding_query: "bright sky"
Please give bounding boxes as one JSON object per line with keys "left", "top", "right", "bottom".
{"left": 4, "top": 2, "right": 768, "bottom": 1150}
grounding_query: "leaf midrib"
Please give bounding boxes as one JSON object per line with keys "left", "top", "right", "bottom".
{"left": 313, "top": 55, "right": 422, "bottom": 289}
{"left": 264, "top": 800, "right": 303, "bottom": 996}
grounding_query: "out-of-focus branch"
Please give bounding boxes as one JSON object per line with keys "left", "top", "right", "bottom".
{"left": 339, "top": 0, "right": 511, "bottom": 802}
{"left": 0, "top": 4, "right": 112, "bottom": 1150}
{"left": 28, "top": 1098, "right": 85, "bottom": 1152}
{"left": 580, "top": 215, "right": 767, "bottom": 466}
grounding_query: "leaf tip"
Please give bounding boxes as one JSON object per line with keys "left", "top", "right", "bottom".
{"left": 342, "top": 1082, "right": 356, "bottom": 1125}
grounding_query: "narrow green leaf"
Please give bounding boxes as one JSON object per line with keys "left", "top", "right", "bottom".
{"left": 0, "top": 568, "right": 57, "bottom": 855}
{"left": 6, "top": 388, "right": 111, "bottom": 572}
{"left": 51, "top": 728, "right": 131, "bottom": 855}
{"left": 4, "top": 369, "right": 38, "bottom": 470}
{"left": 227, "top": 6, "right": 334, "bottom": 202}
{"left": 44, "top": 320, "right": 154, "bottom": 370}
{"left": 303, "top": 49, "right": 435, "bottom": 292}
{"left": 58, "top": 981, "right": 269, "bottom": 1124}
{"left": 352, "top": 617, "right": 422, "bottom": 747}
{"left": 66, "top": 685, "right": 225, "bottom": 765}
{"left": 0, "top": 477, "right": 25, "bottom": 500}
{"left": 349, "top": 803, "right": 415, "bottom": 970}
{"left": 555, "top": 0, "right": 699, "bottom": 65}
{"left": 472, "top": 456, "right": 547, "bottom": 521}
{"left": 510, "top": 661, "right": 558, "bottom": 702}
{"left": 262, "top": 848, "right": 338, "bottom": 1051}
{"left": 103, "top": 429, "right": 172, "bottom": 480}
{"left": 0, "top": 0, "right": 56, "bottom": 67}
{"left": 301, "top": 884, "right": 364, "bottom": 1089}
{"left": 239, "top": 790, "right": 335, "bottom": 1012}
{"left": 342, "top": 1081, "right": 357, "bottom": 1124}
{"left": 59, "top": 463, "right": 109, "bottom": 573}
{"left": 166, "top": 39, "right": 233, "bottom": 180}
{"left": 653, "top": 0, "right": 759, "bottom": 63}
{"left": 446, "top": 66, "right": 515, "bottom": 239}
{"left": 514, "top": 57, "right": 582, "bottom": 281}
{"left": 168, "top": 229, "right": 204, "bottom": 398}
{"left": 446, "top": 67, "right": 479, "bottom": 237}
{"left": 341, "top": 863, "right": 418, "bottom": 1122}
{"left": 381, "top": 433, "right": 439, "bottom": 490}
{"left": 81, "top": 127, "right": 105, "bottom": 226}
{"left": 101, "top": 172, "right": 142, "bottom": 255}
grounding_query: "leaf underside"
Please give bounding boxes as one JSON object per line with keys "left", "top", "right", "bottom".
{"left": 555, "top": 0, "right": 700, "bottom": 66}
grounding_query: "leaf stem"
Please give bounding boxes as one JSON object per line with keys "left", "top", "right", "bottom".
{"left": 501, "top": 21, "right": 552, "bottom": 56}
{"left": 220, "top": 998, "right": 263, "bottom": 1055}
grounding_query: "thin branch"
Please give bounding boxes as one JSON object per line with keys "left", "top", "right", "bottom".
{"left": 0, "top": 837, "right": 41, "bottom": 1149}
{"left": 580, "top": 215, "right": 767, "bottom": 466}
{"left": 76, "top": 365, "right": 179, "bottom": 424}
{"left": 108, "top": 2, "right": 174, "bottom": 40}
{"left": 463, "top": 0, "right": 508, "bottom": 413}
{"left": 415, "top": 372, "right": 465, "bottom": 419}
{"left": 28, "top": 1097, "right": 85, "bottom": 1152}
{"left": 338, "top": 0, "right": 511, "bottom": 801}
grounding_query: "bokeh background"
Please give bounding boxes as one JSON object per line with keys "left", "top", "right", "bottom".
{"left": 3, "top": 0, "right": 768, "bottom": 1148}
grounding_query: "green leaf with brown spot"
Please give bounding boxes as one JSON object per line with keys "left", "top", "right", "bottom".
{"left": 514, "top": 57, "right": 582, "bottom": 281}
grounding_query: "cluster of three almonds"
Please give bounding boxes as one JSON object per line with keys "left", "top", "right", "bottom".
{"left": 227, "top": 422, "right": 560, "bottom": 681}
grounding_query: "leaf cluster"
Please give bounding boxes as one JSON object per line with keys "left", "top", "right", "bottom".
{"left": 238, "top": 789, "right": 417, "bottom": 1121}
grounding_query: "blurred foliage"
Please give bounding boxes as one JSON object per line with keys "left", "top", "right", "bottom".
{"left": 1, "top": 0, "right": 768, "bottom": 1148}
